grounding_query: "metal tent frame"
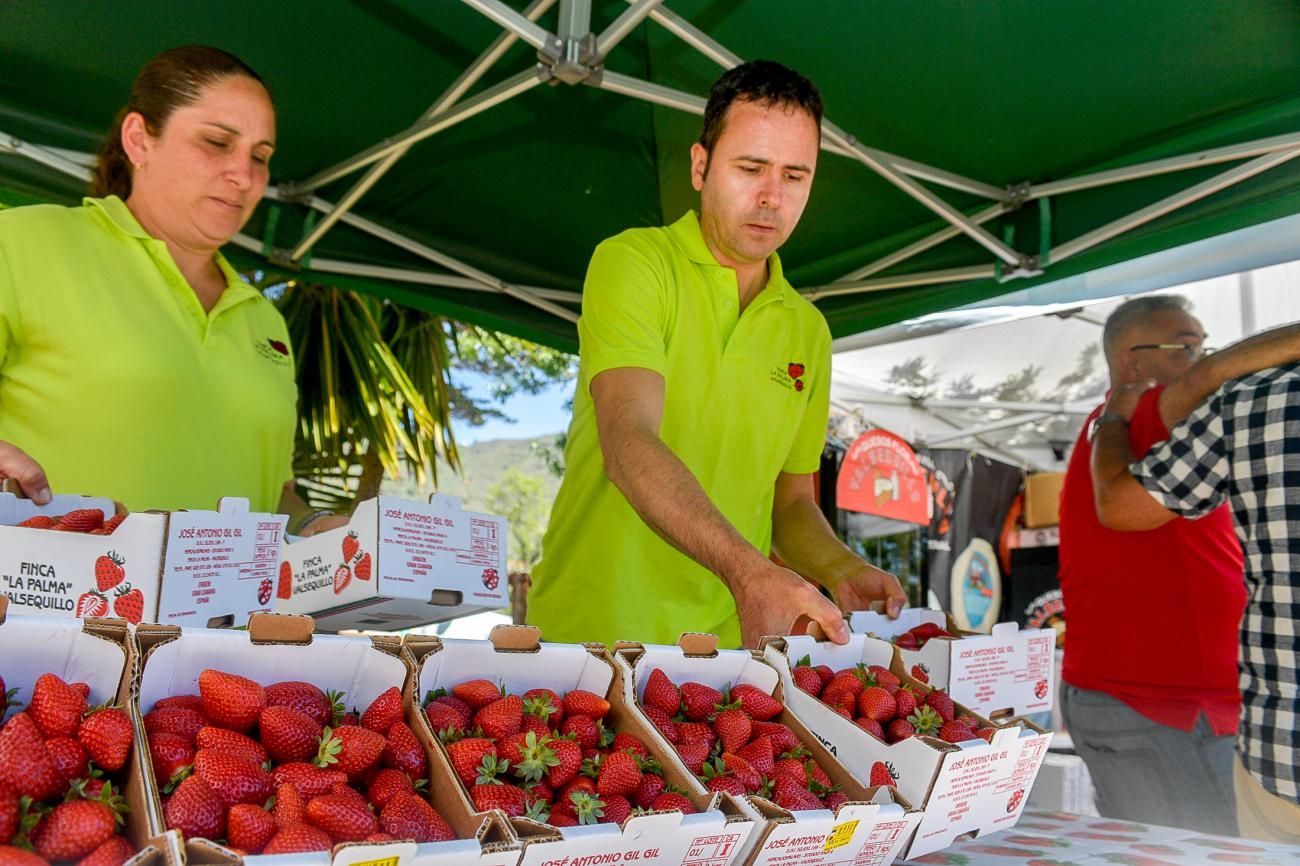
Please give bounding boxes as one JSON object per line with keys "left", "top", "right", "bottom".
{"left": 3, "top": 0, "right": 1298, "bottom": 329}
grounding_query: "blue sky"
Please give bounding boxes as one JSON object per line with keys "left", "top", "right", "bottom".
{"left": 450, "top": 369, "right": 576, "bottom": 445}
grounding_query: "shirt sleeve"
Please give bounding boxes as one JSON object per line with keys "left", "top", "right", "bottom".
{"left": 577, "top": 235, "right": 668, "bottom": 384}
{"left": 1130, "top": 386, "right": 1231, "bottom": 518}
{"left": 782, "top": 323, "right": 831, "bottom": 475}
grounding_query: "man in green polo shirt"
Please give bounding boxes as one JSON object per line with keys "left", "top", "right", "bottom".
{"left": 528, "top": 60, "right": 907, "bottom": 649}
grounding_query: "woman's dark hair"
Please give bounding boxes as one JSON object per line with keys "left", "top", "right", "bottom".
{"left": 91, "top": 45, "right": 269, "bottom": 199}
{"left": 699, "top": 60, "right": 823, "bottom": 161}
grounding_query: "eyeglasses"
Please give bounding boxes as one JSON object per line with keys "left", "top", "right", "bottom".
{"left": 1128, "top": 343, "right": 1212, "bottom": 361}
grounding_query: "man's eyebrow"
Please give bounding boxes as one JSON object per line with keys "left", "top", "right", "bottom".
{"left": 733, "top": 155, "right": 812, "bottom": 173}
{"left": 201, "top": 121, "right": 275, "bottom": 149}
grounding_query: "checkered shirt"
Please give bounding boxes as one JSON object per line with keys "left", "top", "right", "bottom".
{"left": 1131, "top": 363, "right": 1300, "bottom": 804}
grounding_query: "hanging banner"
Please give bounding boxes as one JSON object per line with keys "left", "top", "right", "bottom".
{"left": 836, "top": 430, "right": 929, "bottom": 525}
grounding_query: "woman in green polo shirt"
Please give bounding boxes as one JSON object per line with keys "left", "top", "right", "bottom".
{"left": 0, "top": 46, "right": 340, "bottom": 536}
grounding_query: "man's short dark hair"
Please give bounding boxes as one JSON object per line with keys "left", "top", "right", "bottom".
{"left": 1102, "top": 294, "right": 1192, "bottom": 363}
{"left": 699, "top": 60, "right": 823, "bottom": 157}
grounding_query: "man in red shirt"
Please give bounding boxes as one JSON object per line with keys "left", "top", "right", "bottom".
{"left": 1059, "top": 295, "right": 1245, "bottom": 833}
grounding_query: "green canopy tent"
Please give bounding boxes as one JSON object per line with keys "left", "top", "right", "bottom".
{"left": 2, "top": 1, "right": 1298, "bottom": 353}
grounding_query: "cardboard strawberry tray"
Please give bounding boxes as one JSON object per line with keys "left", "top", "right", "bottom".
{"left": 0, "top": 596, "right": 173, "bottom": 866}
{"left": 276, "top": 495, "right": 508, "bottom": 632}
{"left": 406, "top": 625, "right": 757, "bottom": 866}
{"left": 131, "top": 613, "right": 518, "bottom": 866}
{"left": 847, "top": 608, "right": 1056, "bottom": 718}
{"left": 764, "top": 632, "right": 1052, "bottom": 858}
{"left": 0, "top": 492, "right": 286, "bottom": 628}
{"left": 615, "top": 634, "right": 923, "bottom": 866}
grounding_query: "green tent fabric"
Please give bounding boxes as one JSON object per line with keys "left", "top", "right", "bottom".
{"left": 1, "top": 1, "right": 1298, "bottom": 353}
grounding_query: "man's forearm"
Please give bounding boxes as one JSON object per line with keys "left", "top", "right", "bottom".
{"left": 1162, "top": 323, "right": 1300, "bottom": 428}
{"left": 1091, "top": 422, "right": 1173, "bottom": 530}
{"left": 771, "top": 495, "right": 861, "bottom": 589}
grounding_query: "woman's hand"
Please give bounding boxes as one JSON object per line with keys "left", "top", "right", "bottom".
{"left": 0, "top": 441, "right": 51, "bottom": 504}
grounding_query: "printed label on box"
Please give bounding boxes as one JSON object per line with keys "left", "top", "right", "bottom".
{"left": 949, "top": 628, "right": 1056, "bottom": 715}
{"left": 683, "top": 833, "right": 744, "bottom": 866}
{"left": 377, "top": 494, "right": 472, "bottom": 585}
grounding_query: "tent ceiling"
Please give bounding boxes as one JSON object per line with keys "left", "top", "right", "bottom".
{"left": 1, "top": 1, "right": 1298, "bottom": 352}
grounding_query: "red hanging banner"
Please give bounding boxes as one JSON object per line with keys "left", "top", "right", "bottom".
{"left": 837, "top": 429, "right": 929, "bottom": 525}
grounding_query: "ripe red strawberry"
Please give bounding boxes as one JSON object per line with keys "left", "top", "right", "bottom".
{"left": 46, "top": 737, "right": 90, "bottom": 787}
{"left": 923, "top": 690, "right": 956, "bottom": 723}
{"left": 911, "top": 663, "right": 930, "bottom": 684}
{"left": 825, "top": 790, "right": 849, "bottom": 811}
{"left": 597, "top": 793, "right": 631, "bottom": 826}
{"left": 193, "top": 750, "right": 273, "bottom": 806}
{"left": 610, "top": 732, "right": 649, "bottom": 758}
{"left": 332, "top": 565, "right": 352, "bottom": 594}
{"left": 452, "top": 679, "right": 503, "bottom": 711}
{"left": 354, "top": 553, "right": 372, "bottom": 581}
{"left": 198, "top": 669, "right": 266, "bottom": 733}
{"left": 679, "top": 682, "right": 722, "bottom": 721}
{"left": 148, "top": 732, "right": 194, "bottom": 788}
{"left": 57, "top": 510, "right": 103, "bottom": 533}
{"left": 110, "top": 586, "right": 143, "bottom": 623}
{"left": 475, "top": 694, "right": 523, "bottom": 741}
{"left": 820, "top": 687, "right": 856, "bottom": 715}
{"left": 521, "top": 713, "right": 551, "bottom": 739}
{"left": 425, "top": 702, "right": 466, "bottom": 736}
{"left": 976, "top": 726, "right": 996, "bottom": 743}
{"left": 144, "top": 707, "right": 206, "bottom": 743}
{"left": 380, "top": 791, "right": 455, "bottom": 843}
{"left": 870, "top": 760, "right": 899, "bottom": 787}
{"left": 164, "top": 775, "right": 225, "bottom": 840}
{"left": 595, "top": 751, "right": 642, "bottom": 797}
{"left": 31, "top": 799, "right": 116, "bottom": 861}
{"left": 750, "top": 721, "right": 800, "bottom": 754}
{"left": 906, "top": 705, "right": 943, "bottom": 737}
{"left": 263, "top": 822, "right": 333, "bottom": 854}
{"left": 259, "top": 706, "right": 323, "bottom": 764}
{"left": 74, "top": 834, "right": 135, "bottom": 866}
{"left": 560, "top": 715, "right": 600, "bottom": 752}
{"left": 792, "top": 665, "right": 824, "bottom": 696}
{"left": 642, "top": 669, "right": 681, "bottom": 716}
{"left": 719, "top": 753, "right": 761, "bottom": 793}
{"left": 446, "top": 738, "right": 496, "bottom": 786}
{"left": 265, "top": 681, "right": 334, "bottom": 727}
{"left": 729, "top": 684, "right": 783, "bottom": 721}
{"left": 272, "top": 782, "right": 305, "bottom": 827}
{"left": 650, "top": 792, "right": 698, "bottom": 814}
{"left": 546, "top": 737, "right": 583, "bottom": 788}
{"left": 471, "top": 782, "right": 528, "bottom": 816}
{"left": 893, "top": 687, "right": 918, "bottom": 719}
{"left": 317, "top": 725, "right": 385, "bottom": 778}
{"left": 866, "top": 665, "right": 901, "bottom": 691}
{"left": 633, "top": 773, "right": 666, "bottom": 809}
{"left": 712, "top": 708, "right": 752, "bottom": 753}
{"left": 15, "top": 515, "right": 57, "bottom": 529}
{"left": 887, "top": 718, "right": 916, "bottom": 742}
{"left": 772, "top": 780, "right": 824, "bottom": 812}
{"left": 827, "top": 671, "right": 865, "bottom": 697}
{"left": 366, "top": 768, "right": 413, "bottom": 810}
{"left": 93, "top": 553, "right": 126, "bottom": 592}
{"left": 360, "top": 686, "right": 403, "bottom": 734}
{"left": 276, "top": 561, "right": 293, "bottom": 600}
{"left": 563, "top": 690, "right": 609, "bottom": 720}
{"left": 77, "top": 707, "right": 132, "bottom": 771}
{"left": 273, "top": 762, "right": 347, "bottom": 799}
{"left": 520, "top": 687, "right": 563, "bottom": 728}
{"left": 101, "top": 514, "right": 125, "bottom": 534}
{"left": 382, "top": 721, "right": 426, "bottom": 778}
{"left": 737, "top": 736, "right": 776, "bottom": 775}
{"left": 305, "top": 792, "right": 379, "bottom": 842}
{"left": 75, "top": 592, "right": 110, "bottom": 618}
{"left": 939, "top": 721, "right": 978, "bottom": 743}
{"left": 342, "top": 532, "right": 361, "bottom": 563}
{"left": 857, "top": 687, "right": 897, "bottom": 722}
{"left": 676, "top": 721, "right": 717, "bottom": 748}
{"left": 856, "top": 717, "right": 885, "bottom": 739}
{"left": 675, "top": 739, "right": 710, "bottom": 775}
{"left": 195, "top": 725, "right": 268, "bottom": 766}
{"left": 0, "top": 786, "right": 18, "bottom": 845}
{"left": 149, "top": 695, "right": 201, "bottom": 715}
{"left": 227, "top": 804, "right": 277, "bottom": 854}
{"left": 704, "top": 774, "right": 746, "bottom": 798}
{"left": 30, "top": 674, "right": 87, "bottom": 739}
{"left": 640, "top": 705, "right": 678, "bottom": 743}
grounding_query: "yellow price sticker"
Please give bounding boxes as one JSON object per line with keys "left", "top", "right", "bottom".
{"left": 351, "top": 858, "right": 401, "bottom": 866}
{"left": 824, "top": 819, "right": 859, "bottom": 852}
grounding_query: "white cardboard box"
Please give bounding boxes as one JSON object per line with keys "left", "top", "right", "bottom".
{"left": 406, "top": 625, "right": 756, "bottom": 866}
{"left": 847, "top": 609, "right": 1056, "bottom": 718}
{"left": 765, "top": 633, "right": 1052, "bottom": 858}
{"left": 615, "top": 635, "right": 923, "bottom": 866}
{"left": 276, "top": 494, "right": 508, "bottom": 631}
{"left": 134, "top": 614, "right": 518, "bottom": 866}
{"left": 1026, "top": 753, "right": 1098, "bottom": 816}
{"left": 0, "top": 492, "right": 286, "bottom": 627}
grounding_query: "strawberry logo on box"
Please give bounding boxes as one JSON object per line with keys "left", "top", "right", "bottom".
{"left": 257, "top": 579, "right": 273, "bottom": 606}
{"left": 75, "top": 591, "right": 109, "bottom": 618}
{"left": 112, "top": 585, "right": 144, "bottom": 623}
{"left": 1007, "top": 788, "right": 1025, "bottom": 813}
{"left": 333, "top": 565, "right": 352, "bottom": 595}
{"left": 482, "top": 567, "right": 499, "bottom": 591}
{"left": 276, "top": 561, "right": 293, "bottom": 600}
{"left": 94, "top": 552, "right": 125, "bottom": 591}
{"left": 1035, "top": 679, "right": 1049, "bottom": 700}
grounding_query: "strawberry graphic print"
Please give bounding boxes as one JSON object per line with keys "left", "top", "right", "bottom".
{"left": 770, "top": 360, "right": 808, "bottom": 394}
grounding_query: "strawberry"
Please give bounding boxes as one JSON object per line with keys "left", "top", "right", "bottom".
{"left": 923, "top": 690, "right": 956, "bottom": 723}
{"left": 737, "top": 736, "right": 776, "bottom": 775}
{"left": 227, "top": 804, "right": 277, "bottom": 854}
{"left": 164, "top": 775, "right": 225, "bottom": 840}
{"left": 546, "top": 737, "right": 583, "bottom": 788}
{"left": 474, "top": 695, "right": 523, "bottom": 741}
{"left": 382, "top": 721, "right": 427, "bottom": 778}
{"left": 855, "top": 717, "right": 885, "bottom": 739}
{"left": 911, "top": 663, "right": 930, "bottom": 684}
{"left": 75, "top": 592, "right": 110, "bottom": 618}
{"left": 595, "top": 751, "right": 642, "bottom": 797}
{"left": 704, "top": 774, "right": 746, "bottom": 798}
{"left": 679, "top": 682, "right": 722, "bottom": 721}
{"left": 521, "top": 713, "right": 551, "bottom": 740}
{"left": 379, "top": 791, "right": 455, "bottom": 843}
{"left": 712, "top": 708, "right": 752, "bottom": 753}
{"left": 144, "top": 708, "right": 206, "bottom": 743}
{"left": 452, "top": 679, "right": 503, "bottom": 711}
{"left": 521, "top": 688, "right": 563, "bottom": 728}
{"left": 792, "top": 665, "right": 824, "bottom": 696}
{"left": 887, "top": 718, "right": 916, "bottom": 742}
{"left": 276, "top": 561, "right": 293, "bottom": 600}
{"left": 719, "top": 753, "right": 761, "bottom": 793}
{"left": 870, "top": 760, "right": 899, "bottom": 787}
{"left": 750, "top": 721, "right": 800, "bottom": 754}
{"left": 30, "top": 674, "right": 87, "bottom": 739}
{"left": 265, "top": 681, "right": 335, "bottom": 727}
{"left": 633, "top": 773, "right": 666, "bottom": 809}
{"left": 342, "top": 532, "right": 360, "bottom": 564}
{"left": 976, "top": 726, "right": 996, "bottom": 743}
{"left": 642, "top": 669, "right": 681, "bottom": 716}
{"left": 15, "top": 515, "right": 57, "bottom": 529}
{"left": 906, "top": 705, "right": 943, "bottom": 737}
{"left": 46, "top": 737, "right": 90, "bottom": 787}
{"left": 560, "top": 715, "right": 600, "bottom": 752}
{"left": 153, "top": 694, "right": 202, "bottom": 712}
{"left": 0, "top": 846, "right": 48, "bottom": 866}
{"left": 866, "top": 665, "right": 901, "bottom": 691}
{"left": 259, "top": 706, "right": 323, "bottom": 764}
{"left": 729, "top": 684, "right": 783, "bottom": 721}
{"left": 195, "top": 725, "right": 268, "bottom": 765}
{"left": 305, "top": 793, "right": 379, "bottom": 842}
{"left": 333, "top": 565, "right": 352, "bottom": 594}
{"left": 562, "top": 690, "right": 609, "bottom": 720}
{"left": 424, "top": 702, "right": 465, "bottom": 736}
{"left": 147, "top": 732, "right": 194, "bottom": 789}
{"left": 192, "top": 750, "right": 273, "bottom": 806}
{"left": 857, "top": 687, "right": 896, "bottom": 722}
{"left": 263, "top": 822, "right": 333, "bottom": 854}
{"left": 74, "top": 834, "right": 135, "bottom": 866}
{"left": 599, "top": 794, "right": 632, "bottom": 826}
{"left": 471, "top": 782, "right": 528, "bottom": 816}
{"left": 198, "top": 669, "right": 266, "bottom": 733}
{"left": 0, "top": 787, "right": 18, "bottom": 846}
{"left": 316, "top": 725, "right": 385, "bottom": 779}
{"left": 675, "top": 740, "right": 710, "bottom": 775}
{"left": 676, "top": 721, "right": 716, "bottom": 748}
{"left": 366, "top": 769, "right": 414, "bottom": 810}
{"left": 610, "top": 732, "right": 649, "bottom": 758}
{"left": 31, "top": 800, "right": 116, "bottom": 861}
{"left": 826, "top": 671, "right": 865, "bottom": 698}
{"left": 825, "top": 790, "right": 850, "bottom": 811}
{"left": 446, "top": 738, "right": 496, "bottom": 786}
{"left": 272, "top": 782, "right": 305, "bottom": 827}
{"left": 939, "top": 720, "right": 978, "bottom": 743}
{"left": 77, "top": 707, "right": 132, "bottom": 771}
{"left": 360, "top": 686, "right": 403, "bottom": 734}
{"left": 110, "top": 586, "right": 143, "bottom": 623}
{"left": 101, "top": 514, "right": 125, "bottom": 534}
{"left": 893, "top": 687, "right": 918, "bottom": 718}
{"left": 772, "top": 780, "right": 824, "bottom": 812}
{"left": 57, "top": 510, "right": 103, "bottom": 533}
{"left": 650, "top": 792, "right": 697, "bottom": 814}
{"left": 93, "top": 553, "right": 125, "bottom": 592}
{"left": 354, "top": 553, "right": 372, "bottom": 581}
{"left": 640, "top": 705, "right": 678, "bottom": 743}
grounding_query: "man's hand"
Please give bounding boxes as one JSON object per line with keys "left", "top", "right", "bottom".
{"left": 0, "top": 441, "right": 51, "bottom": 505}
{"left": 731, "top": 560, "right": 849, "bottom": 649}
{"left": 825, "top": 563, "right": 908, "bottom": 619}
{"left": 1103, "top": 378, "right": 1157, "bottom": 421}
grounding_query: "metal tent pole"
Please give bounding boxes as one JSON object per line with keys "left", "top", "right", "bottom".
{"left": 803, "top": 265, "right": 997, "bottom": 301}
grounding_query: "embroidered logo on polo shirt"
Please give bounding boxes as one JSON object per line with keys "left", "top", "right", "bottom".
{"left": 770, "top": 361, "right": 807, "bottom": 393}
{"left": 254, "top": 337, "right": 292, "bottom": 367}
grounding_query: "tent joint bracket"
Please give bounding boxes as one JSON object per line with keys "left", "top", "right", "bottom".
{"left": 1004, "top": 181, "right": 1032, "bottom": 210}
{"left": 539, "top": 34, "right": 602, "bottom": 85}
{"left": 266, "top": 248, "right": 303, "bottom": 270}
{"left": 996, "top": 254, "right": 1043, "bottom": 282}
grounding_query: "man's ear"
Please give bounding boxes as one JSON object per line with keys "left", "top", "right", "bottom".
{"left": 690, "top": 142, "right": 709, "bottom": 192}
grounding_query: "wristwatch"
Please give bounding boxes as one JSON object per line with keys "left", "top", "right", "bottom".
{"left": 1089, "top": 412, "right": 1129, "bottom": 442}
